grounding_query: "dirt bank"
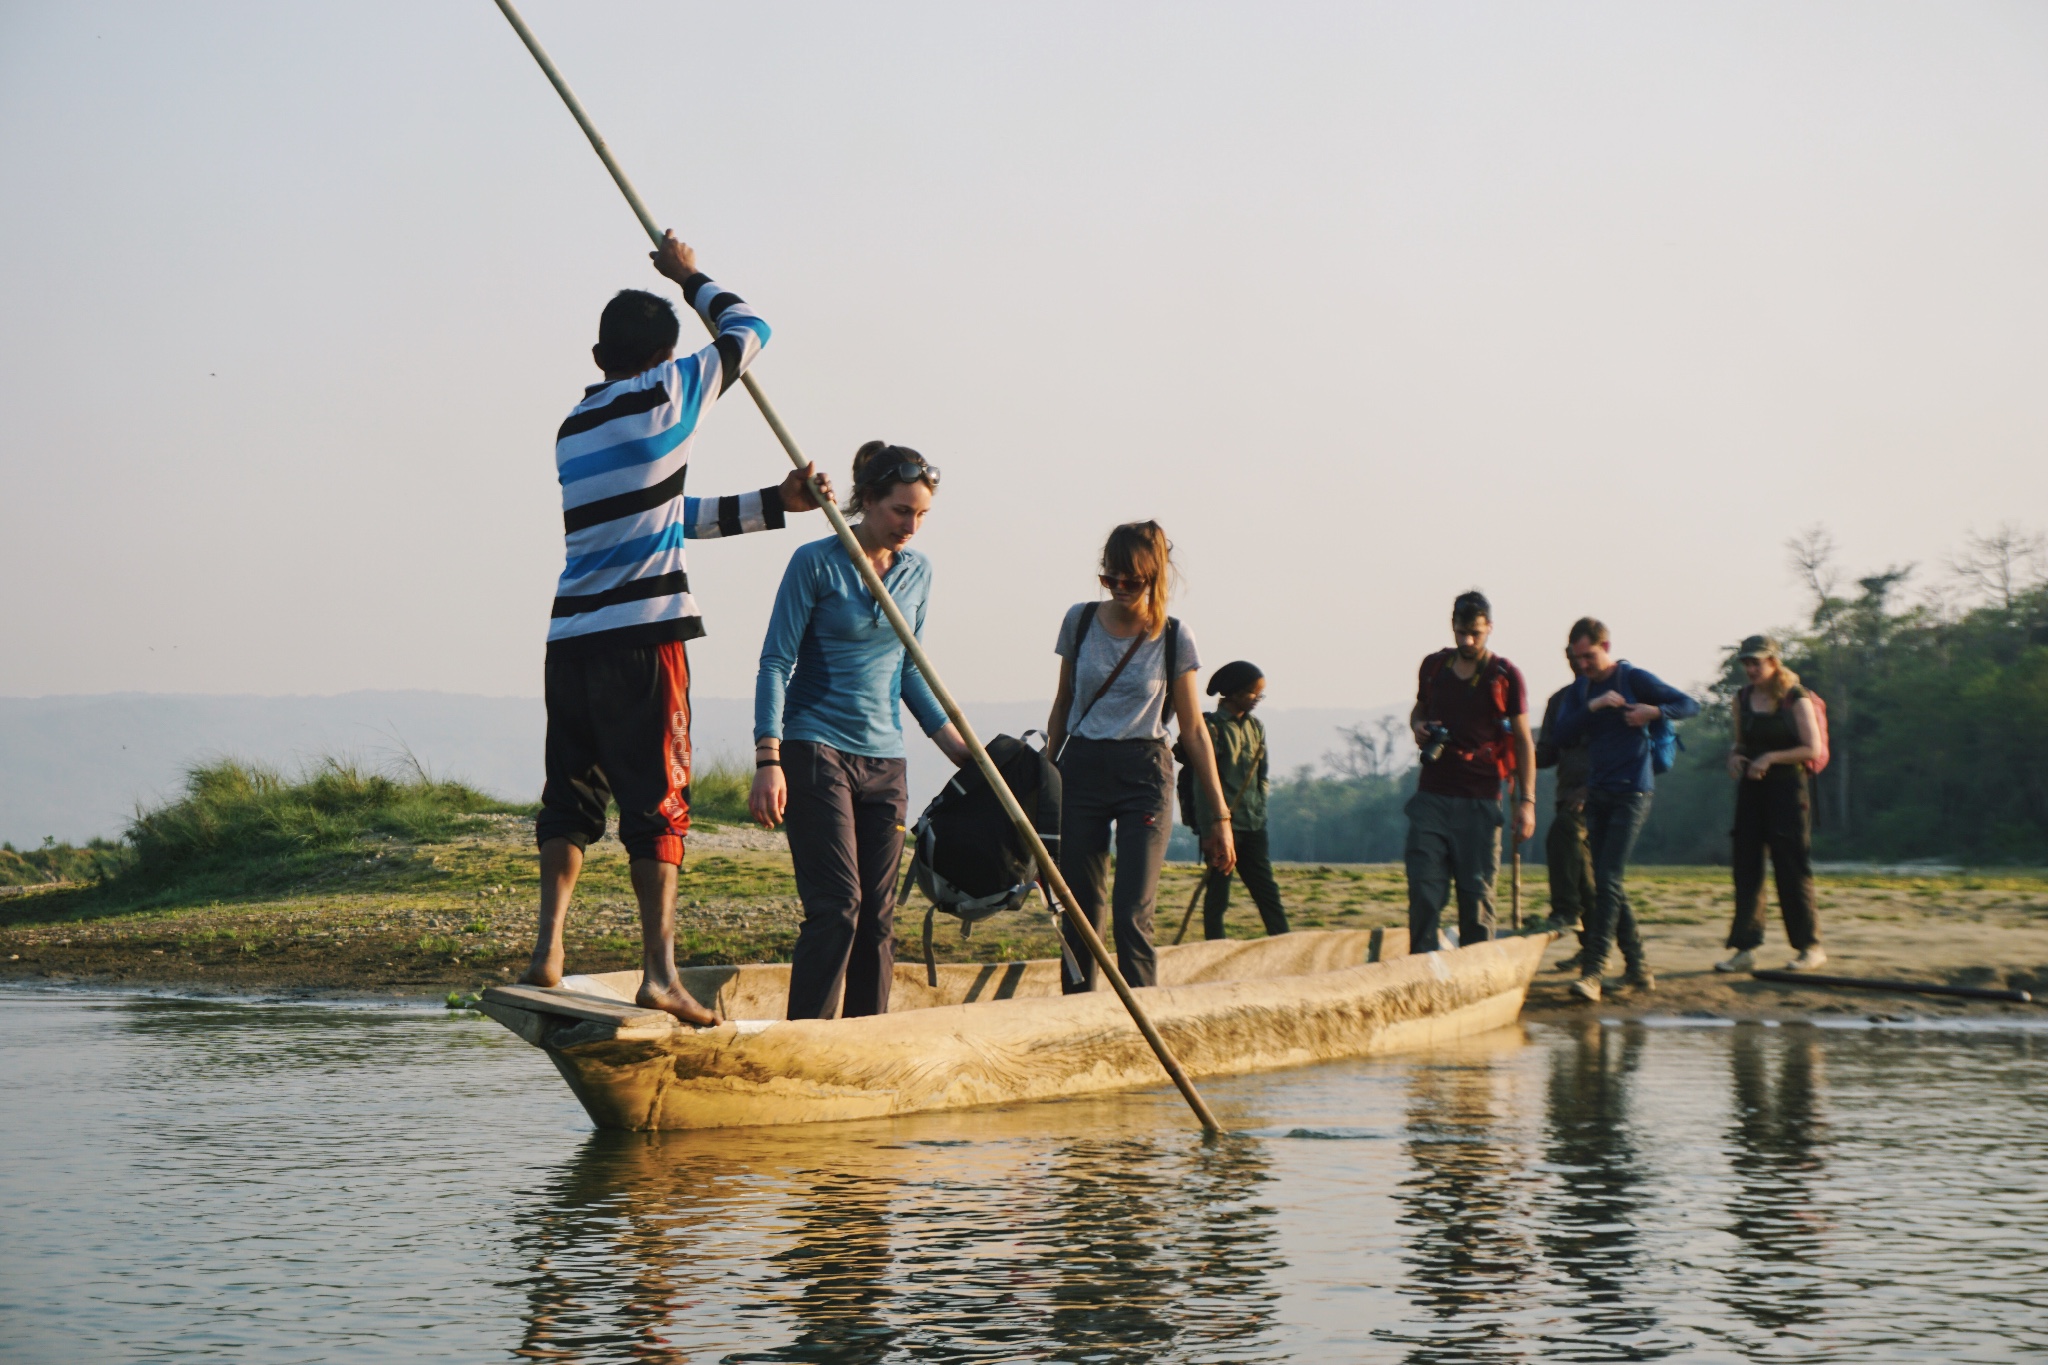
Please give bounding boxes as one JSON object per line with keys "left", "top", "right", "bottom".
{"left": 4, "top": 821, "right": 2044, "bottom": 1022}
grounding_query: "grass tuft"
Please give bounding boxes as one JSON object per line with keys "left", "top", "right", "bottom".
{"left": 0, "top": 837, "right": 129, "bottom": 887}
{"left": 688, "top": 758, "right": 753, "bottom": 828}
{"left": 128, "top": 757, "right": 518, "bottom": 874}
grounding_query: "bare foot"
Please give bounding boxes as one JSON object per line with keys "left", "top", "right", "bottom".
{"left": 518, "top": 950, "right": 563, "bottom": 988}
{"left": 638, "top": 980, "right": 721, "bottom": 1027}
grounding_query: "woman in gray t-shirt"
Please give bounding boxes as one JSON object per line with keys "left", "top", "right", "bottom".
{"left": 1048, "top": 520, "right": 1234, "bottom": 993}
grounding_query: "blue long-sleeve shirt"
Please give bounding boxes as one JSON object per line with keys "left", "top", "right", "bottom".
{"left": 1552, "top": 661, "right": 1700, "bottom": 793}
{"left": 754, "top": 536, "right": 948, "bottom": 758}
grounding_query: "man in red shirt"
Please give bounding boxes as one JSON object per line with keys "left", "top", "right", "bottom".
{"left": 1405, "top": 591, "right": 1538, "bottom": 951}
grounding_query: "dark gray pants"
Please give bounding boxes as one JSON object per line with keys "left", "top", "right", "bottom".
{"left": 1405, "top": 790, "right": 1501, "bottom": 952}
{"left": 1581, "top": 789, "right": 1653, "bottom": 977}
{"left": 1729, "top": 774, "right": 1819, "bottom": 952}
{"left": 1058, "top": 738, "right": 1173, "bottom": 992}
{"left": 783, "top": 741, "right": 908, "bottom": 1020}
{"left": 1545, "top": 801, "right": 1595, "bottom": 934}
{"left": 1203, "top": 826, "right": 1290, "bottom": 939}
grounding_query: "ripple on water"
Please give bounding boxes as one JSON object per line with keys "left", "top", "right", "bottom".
{"left": 2, "top": 990, "right": 2046, "bottom": 1363}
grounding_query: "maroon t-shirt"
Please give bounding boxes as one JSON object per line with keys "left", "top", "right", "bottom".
{"left": 1414, "top": 649, "right": 1528, "bottom": 799}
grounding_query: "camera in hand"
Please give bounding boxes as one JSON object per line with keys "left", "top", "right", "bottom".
{"left": 1419, "top": 722, "right": 1452, "bottom": 764}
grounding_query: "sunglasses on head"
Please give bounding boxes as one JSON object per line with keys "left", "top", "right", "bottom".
{"left": 1099, "top": 573, "right": 1153, "bottom": 593}
{"left": 858, "top": 456, "right": 940, "bottom": 491}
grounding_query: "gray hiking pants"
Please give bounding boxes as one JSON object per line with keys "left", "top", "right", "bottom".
{"left": 1404, "top": 790, "right": 1501, "bottom": 952}
{"left": 1058, "top": 737, "right": 1173, "bottom": 992}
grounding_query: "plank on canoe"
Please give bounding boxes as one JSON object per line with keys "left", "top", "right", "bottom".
{"left": 482, "top": 983, "right": 679, "bottom": 1030}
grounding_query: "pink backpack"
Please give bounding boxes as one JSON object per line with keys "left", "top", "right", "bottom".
{"left": 1740, "top": 684, "right": 1830, "bottom": 774}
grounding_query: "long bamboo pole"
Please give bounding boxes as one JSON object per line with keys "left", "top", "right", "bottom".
{"left": 489, "top": 0, "right": 1221, "bottom": 1134}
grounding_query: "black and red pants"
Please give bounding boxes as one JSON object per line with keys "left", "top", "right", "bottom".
{"left": 537, "top": 640, "right": 693, "bottom": 865}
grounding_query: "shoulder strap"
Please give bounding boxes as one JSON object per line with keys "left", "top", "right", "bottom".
{"left": 1159, "top": 618, "right": 1181, "bottom": 724}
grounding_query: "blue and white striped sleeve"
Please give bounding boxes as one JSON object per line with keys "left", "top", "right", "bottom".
{"left": 679, "top": 272, "right": 770, "bottom": 397}
{"left": 683, "top": 487, "right": 787, "bottom": 540}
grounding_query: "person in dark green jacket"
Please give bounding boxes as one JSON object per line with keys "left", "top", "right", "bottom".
{"left": 1196, "top": 661, "right": 1290, "bottom": 939}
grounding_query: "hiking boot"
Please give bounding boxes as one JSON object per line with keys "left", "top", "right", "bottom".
{"left": 1621, "top": 965, "right": 1656, "bottom": 994}
{"left": 1551, "top": 951, "right": 1586, "bottom": 974}
{"left": 1785, "top": 946, "right": 1828, "bottom": 972}
{"left": 1569, "top": 976, "right": 1602, "bottom": 1004}
{"left": 1715, "top": 949, "right": 1756, "bottom": 974}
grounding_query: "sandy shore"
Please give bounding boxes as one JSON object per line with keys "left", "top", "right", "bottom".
{"left": 4, "top": 824, "right": 2044, "bottom": 1022}
{"left": 1520, "top": 900, "right": 2048, "bottom": 1021}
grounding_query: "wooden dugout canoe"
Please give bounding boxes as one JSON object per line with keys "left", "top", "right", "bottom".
{"left": 479, "top": 927, "right": 1548, "bottom": 1131}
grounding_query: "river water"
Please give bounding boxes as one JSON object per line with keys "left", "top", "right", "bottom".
{"left": 2, "top": 990, "right": 2044, "bottom": 1363}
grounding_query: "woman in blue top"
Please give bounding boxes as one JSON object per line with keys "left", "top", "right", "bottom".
{"left": 751, "top": 442, "right": 969, "bottom": 1019}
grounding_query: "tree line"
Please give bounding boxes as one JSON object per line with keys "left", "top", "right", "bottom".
{"left": 1260, "top": 525, "right": 2048, "bottom": 866}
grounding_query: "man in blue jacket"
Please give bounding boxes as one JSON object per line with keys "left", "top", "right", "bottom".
{"left": 1551, "top": 617, "right": 1700, "bottom": 1003}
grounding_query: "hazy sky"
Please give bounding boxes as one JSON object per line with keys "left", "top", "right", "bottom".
{"left": 4, "top": 1, "right": 2044, "bottom": 715}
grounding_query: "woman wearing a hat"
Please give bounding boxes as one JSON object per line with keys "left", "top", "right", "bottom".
{"left": 1718, "top": 635, "right": 1826, "bottom": 973}
{"left": 1195, "top": 661, "right": 1291, "bottom": 940}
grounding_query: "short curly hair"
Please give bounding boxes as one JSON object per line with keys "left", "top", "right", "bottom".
{"left": 593, "top": 289, "right": 680, "bottom": 373}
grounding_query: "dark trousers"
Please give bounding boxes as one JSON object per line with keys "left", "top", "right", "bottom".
{"left": 1728, "top": 775, "right": 1819, "bottom": 951}
{"left": 783, "top": 741, "right": 908, "bottom": 1020}
{"left": 1058, "top": 738, "right": 1173, "bottom": 992}
{"left": 537, "top": 640, "right": 692, "bottom": 864}
{"left": 1202, "top": 826, "right": 1290, "bottom": 939}
{"left": 1545, "top": 801, "right": 1595, "bottom": 934}
{"left": 1404, "top": 790, "right": 1501, "bottom": 952}
{"left": 1580, "top": 789, "right": 1653, "bottom": 976}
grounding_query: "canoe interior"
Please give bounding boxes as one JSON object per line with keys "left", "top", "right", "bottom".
{"left": 478, "top": 928, "right": 1546, "bottom": 1132}
{"left": 556, "top": 926, "right": 1413, "bottom": 1021}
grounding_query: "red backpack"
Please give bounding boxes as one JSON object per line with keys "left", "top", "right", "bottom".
{"left": 1738, "top": 685, "right": 1830, "bottom": 774}
{"left": 1421, "top": 650, "right": 1518, "bottom": 778}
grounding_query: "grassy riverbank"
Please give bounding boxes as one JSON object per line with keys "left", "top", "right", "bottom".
{"left": 4, "top": 761, "right": 2046, "bottom": 1015}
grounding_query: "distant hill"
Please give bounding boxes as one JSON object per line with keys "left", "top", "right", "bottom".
{"left": 0, "top": 693, "right": 1396, "bottom": 846}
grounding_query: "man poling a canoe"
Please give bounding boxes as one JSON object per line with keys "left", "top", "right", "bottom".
{"left": 518, "top": 231, "right": 834, "bottom": 1025}
{"left": 489, "top": 0, "right": 1226, "bottom": 1130}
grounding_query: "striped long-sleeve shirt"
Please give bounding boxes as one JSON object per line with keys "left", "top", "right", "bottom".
{"left": 547, "top": 273, "right": 779, "bottom": 656}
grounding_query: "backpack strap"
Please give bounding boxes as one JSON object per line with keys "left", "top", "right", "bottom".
{"left": 924, "top": 905, "right": 938, "bottom": 988}
{"left": 1421, "top": 649, "right": 1450, "bottom": 694}
{"left": 1159, "top": 617, "right": 1181, "bottom": 726}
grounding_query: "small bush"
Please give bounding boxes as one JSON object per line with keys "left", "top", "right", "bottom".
{"left": 0, "top": 837, "right": 131, "bottom": 887}
{"left": 689, "top": 758, "right": 753, "bottom": 828}
{"left": 126, "top": 757, "right": 517, "bottom": 880}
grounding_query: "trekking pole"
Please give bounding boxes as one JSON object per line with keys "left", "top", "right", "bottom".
{"left": 1171, "top": 874, "right": 1205, "bottom": 946}
{"left": 1510, "top": 839, "right": 1521, "bottom": 932}
{"left": 489, "top": 0, "right": 1222, "bottom": 1136}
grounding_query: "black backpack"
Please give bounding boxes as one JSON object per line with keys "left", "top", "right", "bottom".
{"left": 901, "top": 731, "right": 1063, "bottom": 985}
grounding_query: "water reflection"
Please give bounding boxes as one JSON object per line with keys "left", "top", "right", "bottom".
{"left": 1034, "top": 1133, "right": 1282, "bottom": 1362}
{"left": 1721, "top": 1027, "right": 1830, "bottom": 1335}
{"left": 11, "top": 991, "right": 2048, "bottom": 1362}
{"left": 1539, "top": 1020, "right": 1674, "bottom": 1359}
{"left": 1388, "top": 1048, "right": 1534, "bottom": 1360}
{"left": 508, "top": 1114, "right": 1284, "bottom": 1363}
